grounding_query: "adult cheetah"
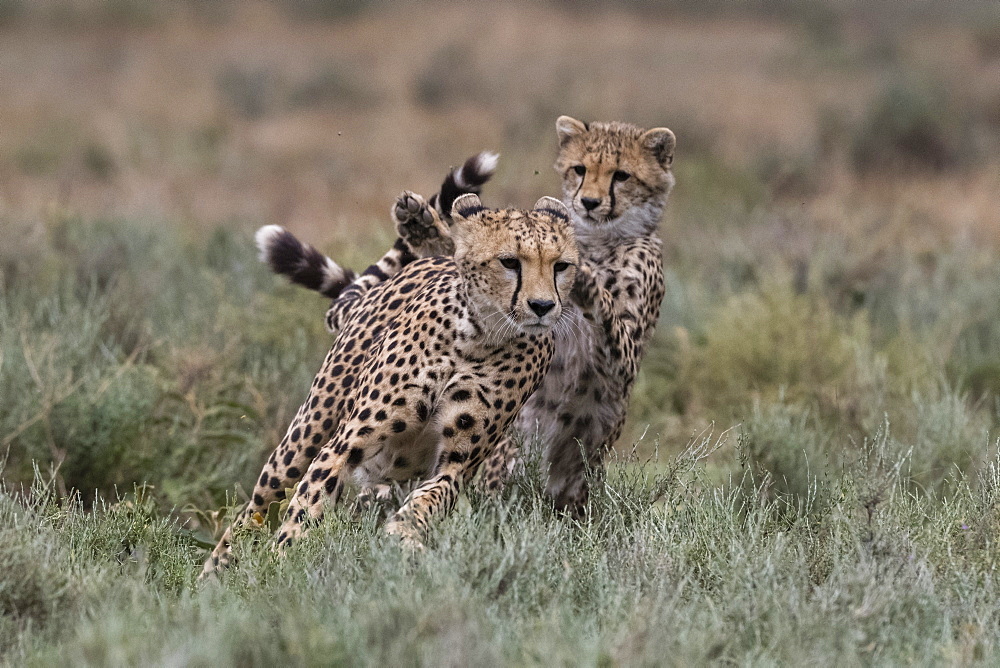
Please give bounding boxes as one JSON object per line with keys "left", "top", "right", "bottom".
{"left": 201, "top": 194, "right": 578, "bottom": 576}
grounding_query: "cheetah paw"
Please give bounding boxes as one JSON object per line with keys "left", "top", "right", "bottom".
{"left": 384, "top": 518, "right": 427, "bottom": 552}
{"left": 392, "top": 191, "right": 454, "bottom": 258}
{"left": 198, "top": 547, "right": 233, "bottom": 582}
{"left": 352, "top": 483, "right": 396, "bottom": 520}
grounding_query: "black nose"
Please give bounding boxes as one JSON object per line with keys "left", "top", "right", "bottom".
{"left": 528, "top": 299, "right": 556, "bottom": 317}
{"left": 580, "top": 197, "right": 600, "bottom": 211}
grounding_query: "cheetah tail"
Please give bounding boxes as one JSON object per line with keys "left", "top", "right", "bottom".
{"left": 255, "top": 225, "right": 357, "bottom": 299}
{"left": 429, "top": 151, "right": 499, "bottom": 221}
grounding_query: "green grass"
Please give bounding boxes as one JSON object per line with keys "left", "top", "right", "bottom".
{"left": 4, "top": 432, "right": 1000, "bottom": 665}
{"left": 4, "top": 204, "right": 1000, "bottom": 663}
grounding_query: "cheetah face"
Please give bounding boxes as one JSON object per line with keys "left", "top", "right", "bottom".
{"left": 451, "top": 194, "right": 578, "bottom": 338}
{"left": 554, "top": 115, "right": 676, "bottom": 228}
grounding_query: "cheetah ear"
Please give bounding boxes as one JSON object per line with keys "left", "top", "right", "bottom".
{"left": 556, "top": 115, "right": 588, "bottom": 146}
{"left": 641, "top": 127, "right": 676, "bottom": 167}
{"left": 451, "top": 193, "right": 485, "bottom": 221}
{"left": 532, "top": 196, "right": 570, "bottom": 221}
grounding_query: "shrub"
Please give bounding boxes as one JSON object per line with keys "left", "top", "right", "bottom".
{"left": 687, "top": 282, "right": 862, "bottom": 414}
{"left": 413, "top": 44, "right": 484, "bottom": 109}
{"left": 282, "top": 0, "right": 376, "bottom": 21}
{"left": 288, "top": 63, "right": 378, "bottom": 110}
{"left": 974, "top": 19, "right": 1000, "bottom": 61}
{"left": 851, "top": 79, "right": 972, "bottom": 173}
{"left": 736, "top": 402, "right": 834, "bottom": 522}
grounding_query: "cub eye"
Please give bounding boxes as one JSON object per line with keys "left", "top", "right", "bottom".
{"left": 613, "top": 170, "right": 631, "bottom": 182}
{"left": 553, "top": 261, "right": 571, "bottom": 273}
{"left": 572, "top": 165, "right": 586, "bottom": 177}
{"left": 499, "top": 257, "right": 521, "bottom": 270}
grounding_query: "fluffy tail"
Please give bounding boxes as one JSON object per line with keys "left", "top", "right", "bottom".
{"left": 256, "top": 151, "right": 497, "bottom": 300}
{"left": 255, "top": 225, "right": 356, "bottom": 299}
{"left": 428, "top": 151, "right": 499, "bottom": 221}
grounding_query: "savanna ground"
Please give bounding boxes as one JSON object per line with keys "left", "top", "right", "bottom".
{"left": 3, "top": 0, "right": 1000, "bottom": 664}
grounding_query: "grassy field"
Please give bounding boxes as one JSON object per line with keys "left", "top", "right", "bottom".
{"left": 3, "top": 0, "right": 1000, "bottom": 664}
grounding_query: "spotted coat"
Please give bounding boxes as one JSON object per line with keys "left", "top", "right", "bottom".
{"left": 262, "top": 117, "right": 675, "bottom": 517}
{"left": 201, "top": 195, "right": 578, "bottom": 576}
{"left": 481, "top": 117, "right": 674, "bottom": 513}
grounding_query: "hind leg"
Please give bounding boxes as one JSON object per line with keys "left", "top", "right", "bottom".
{"left": 392, "top": 190, "right": 453, "bottom": 257}
{"left": 274, "top": 389, "right": 436, "bottom": 548}
{"left": 199, "top": 409, "right": 343, "bottom": 577}
{"left": 273, "top": 440, "right": 354, "bottom": 549}
{"left": 199, "top": 350, "right": 349, "bottom": 578}
{"left": 199, "top": 408, "right": 335, "bottom": 578}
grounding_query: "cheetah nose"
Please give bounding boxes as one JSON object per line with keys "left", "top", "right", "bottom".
{"left": 528, "top": 299, "right": 556, "bottom": 317}
{"left": 580, "top": 197, "right": 601, "bottom": 211}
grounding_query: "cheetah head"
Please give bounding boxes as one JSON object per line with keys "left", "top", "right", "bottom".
{"left": 554, "top": 115, "right": 676, "bottom": 231}
{"left": 451, "top": 193, "right": 578, "bottom": 338}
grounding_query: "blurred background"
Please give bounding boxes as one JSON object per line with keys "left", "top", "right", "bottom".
{"left": 2, "top": 0, "right": 1000, "bottom": 512}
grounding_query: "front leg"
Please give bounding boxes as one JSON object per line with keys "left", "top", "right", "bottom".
{"left": 571, "top": 260, "right": 642, "bottom": 379}
{"left": 384, "top": 373, "right": 529, "bottom": 546}
{"left": 569, "top": 262, "right": 603, "bottom": 313}
{"left": 385, "top": 464, "right": 464, "bottom": 550}
{"left": 545, "top": 253, "right": 663, "bottom": 515}
{"left": 475, "top": 434, "right": 520, "bottom": 493}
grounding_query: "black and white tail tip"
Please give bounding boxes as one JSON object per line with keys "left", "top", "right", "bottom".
{"left": 433, "top": 151, "right": 499, "bottom": 220}
{"left": 255, "top": 225, "right": 356, "bottom": 299}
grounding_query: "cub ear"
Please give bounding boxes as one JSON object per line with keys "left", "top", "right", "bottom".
{"left": 641, "top": 127, "right": 676, "bottom": 167}
{"left": 451, "top": 193, "right": 485, "bottom": 221}
{"left": 532, "top": 196, "right": 570, "bottom": 221}
{"left": 556, "top": 116, "right": 588, "bottom": 146}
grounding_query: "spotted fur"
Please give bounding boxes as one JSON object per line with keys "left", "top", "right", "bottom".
{"left": 265, "top": 117, "right": 674, "bottom": 517}
{"left": 479, "top": 116, "right": 674, "bottom": 514}
{"left": 200, "top": 195, "right": 578, "bottom": 576}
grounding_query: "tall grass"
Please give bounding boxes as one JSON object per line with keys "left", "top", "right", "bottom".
{"left": 3, "top": 427, "right": 1000, "bottom": 664}
{"left": 0, "top": 212, "right": 338, "bottom": 510}
{"left": 1, "top": 192, "right": 1000, "bottom": 662}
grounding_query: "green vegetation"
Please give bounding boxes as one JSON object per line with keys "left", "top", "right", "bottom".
{"left": 3, "top": 0, "right": 1000, "bottom": 663}
{"left": 4, "top": 182, "right": 1000, "bottom": 662}
{"left": 3, "top": 425, "right": 1000, "bottom": 664}
{"left": 850, "top": 78, "right": 975, "bottom": 173}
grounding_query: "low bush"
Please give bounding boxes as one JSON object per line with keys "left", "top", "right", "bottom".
{"left": 851, "top": 78, "right": 975, "bottom": 173}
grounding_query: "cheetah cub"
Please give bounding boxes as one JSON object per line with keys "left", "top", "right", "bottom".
{"left": 481, "top": 116, "right": 675, "bottom": 514}
{"left": 201, "top": 194, "right": 577, "bottom": 576}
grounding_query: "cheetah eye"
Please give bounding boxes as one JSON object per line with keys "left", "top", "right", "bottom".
{"left": 613, "top": 170, "right": 631, "bottom": 182}
{"left": 499, "top": 257, "right": 521, "bottom": 270}
{"left": 553, "top": 261, "right": 571, "bottom": 273}
{"left": 572, "top": 165, "right": 586, "bottom": 177}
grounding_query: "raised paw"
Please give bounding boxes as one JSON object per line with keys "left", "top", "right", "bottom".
{"left": 392, "top": 191, "right": 454, "bottom": 258}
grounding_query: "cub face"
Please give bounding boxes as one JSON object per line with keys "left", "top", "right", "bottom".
{"left": 451, "top": 194, "right": 578, "bottom": 336}
{"left": 554, "top": 115, "right": 676, "bottom": 227}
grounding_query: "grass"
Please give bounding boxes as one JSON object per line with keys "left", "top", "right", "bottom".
{"left": 3, "top": 425, "right": 1000, "bottom": 665}
{"left": 2, "top": 186, "right": 1000, "bottom": 663}
{"left": 3, "top": 0, "right": 1000, "bottom": 663}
